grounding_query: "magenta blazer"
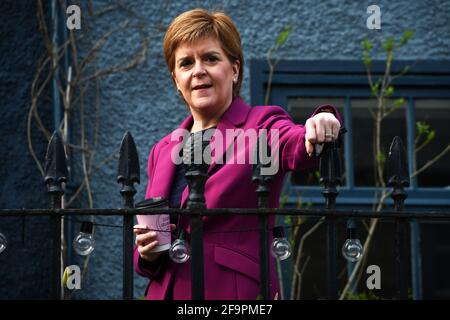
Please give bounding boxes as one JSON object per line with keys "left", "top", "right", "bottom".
{"left": 134, "top": 97, "right": 341, "bottom": 300}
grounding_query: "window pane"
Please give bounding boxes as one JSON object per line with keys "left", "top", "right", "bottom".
{"left": 415, "top": 99, "right": 450, "bottom": 188}
{"left": 287, "top": 97, "right": 345, "bottom": 186}
{"left": 352, "top": 98, "right": 407, "bottom": 187}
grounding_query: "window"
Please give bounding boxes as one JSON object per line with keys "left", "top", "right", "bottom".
{"left": 415, "top": 99, "right": 450, "bottom": 188}
{"left": 250, "top": 59, "right": 450, "bottom": 206}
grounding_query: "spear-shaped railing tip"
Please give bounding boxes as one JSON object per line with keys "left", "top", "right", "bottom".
{"left": 44, "top": 131, "right": 68, "bottom": 185}
{"left": 117, "top": 131, "right": 140, "bottom": 185}
{"left": 386, "top": 136, "right": 410, "bottom": 188}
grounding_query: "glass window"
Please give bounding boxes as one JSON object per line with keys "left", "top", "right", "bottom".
{"left": 351, "top": 98, "right": 407, "bottom": 187}
{"left": 288, "top": 97, "right": 345, "bottom": 186}
{"left": 415, "top": 99, "right": 450, "bottom": 188}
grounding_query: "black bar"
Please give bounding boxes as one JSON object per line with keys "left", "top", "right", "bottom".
{"left": 2, "top": 208, "right": 450, "bottom": 219}
{"left": 51, "top": 194, "right": 62, "bottom": 300}
{"left": 396, "top": 218, "right": 408, "bottom": 299}
{"left": 259, "top": 213, "right": 270, "bottom": 299}
{"left": 190, "top": 211, "right": 204, "bottom": 300}
{"left": 184, "top": 163, "right": 208, "bottom": 300}
{"left": 123, "top": 214, "right": 134, "bottom": 300}
{"left": 121, "top": 188, "right": 134, "bottom": 300}
{"left": 326, "top": 217, "right": 338, "bottom": 300}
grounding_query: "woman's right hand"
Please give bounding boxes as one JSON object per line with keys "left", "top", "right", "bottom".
{"left": 134, "top": 224, "right": 176, "bottom": 262}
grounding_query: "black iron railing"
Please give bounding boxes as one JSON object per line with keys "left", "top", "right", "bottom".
{"left": 1, "top": 131, "right": 450, "bottom": 300}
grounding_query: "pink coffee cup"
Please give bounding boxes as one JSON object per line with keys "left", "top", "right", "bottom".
{"left": 135, "top": 197, "right": 171, "bottom": 252}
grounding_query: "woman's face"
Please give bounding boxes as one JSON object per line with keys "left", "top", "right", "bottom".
{"left": 172, "top": 37, "right": 240, "bottom": 115}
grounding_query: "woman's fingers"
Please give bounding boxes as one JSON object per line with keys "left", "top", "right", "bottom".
{"left": 133, "top": 224, "right": 149, "bottom": 235}
{"left": 305, "top": 118, "right": 317, "bottom": 144}
{"left": 332, "top": 120, "right": 340, "bottom": 141}
{"left": 305, "top": 113, "right": 340, "bottom": 144}
{"left": 135, "top": 231, "right": 157, "bottom": 246}
{"left": 138, "top": 240, "right": 159, "bottom": 256}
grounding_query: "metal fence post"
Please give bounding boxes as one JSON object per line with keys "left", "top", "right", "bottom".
{"left": 117, "top": 131, "right": 140, "bottom": 300}
{"left": 44, "top": 132, "right": 68, "bottom": 300}
{"left": 319, "top": 138, "right": 342, "bottom": 300}
{"left": 183, "top": 132, "right": 208, "bottom": 300}
{"left": 252, "top": 135, "right": 273, "bottom": 300}
{"left": 386, "top": 136, "right": 410, "bottom": 299}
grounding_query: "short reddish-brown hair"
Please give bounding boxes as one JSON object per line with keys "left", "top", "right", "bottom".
{"left": 163, "top": 9, "right": 244, "bottom": 98}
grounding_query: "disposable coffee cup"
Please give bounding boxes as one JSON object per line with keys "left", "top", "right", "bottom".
{"left": 135, "top": 197, "right": 171, "bottom": 252}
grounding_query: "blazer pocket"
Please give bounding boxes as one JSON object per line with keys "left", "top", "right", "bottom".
{"left": 214, "top": 245, "right": 260, "bottom": 283}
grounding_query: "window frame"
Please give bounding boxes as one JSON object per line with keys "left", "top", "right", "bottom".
{"left": 250, "top": 59, "right": 450, "bottom": 207}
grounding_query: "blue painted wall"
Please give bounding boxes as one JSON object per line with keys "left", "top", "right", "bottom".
{"left": 1, "top": 0, "right": 449, "bottom": 299}
{"left": 0, "top": 0, "right": 53, "bottom": 298}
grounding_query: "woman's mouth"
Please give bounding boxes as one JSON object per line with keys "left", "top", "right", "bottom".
{"left": 192, "top": 84, "right": 212, "bottom": 91}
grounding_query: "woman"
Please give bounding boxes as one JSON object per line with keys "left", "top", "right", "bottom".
{"left": 134, "top": 8, "right": 343, "bottom": 300}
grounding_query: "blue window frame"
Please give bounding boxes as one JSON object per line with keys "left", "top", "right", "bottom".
{"left": 250, "top": 59, "right": 450, "bottom": 207}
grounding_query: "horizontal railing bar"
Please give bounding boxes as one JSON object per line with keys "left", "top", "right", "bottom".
{"left": 2, "top": 208, "right": 450, "bottom": 219}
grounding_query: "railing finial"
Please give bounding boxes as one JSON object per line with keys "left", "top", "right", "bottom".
{"left": 44, "top": 131, "right": 68, "bottom": 196}
{"left": 386, "top": 136, "right": 410, "bottom": 210}
{"left": 117, "top": 131, "right": 140, "bottom": 187}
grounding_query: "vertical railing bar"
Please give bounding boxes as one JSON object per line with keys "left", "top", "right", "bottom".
{"left": 320, "top": 135, "right": 343, "bottom": 300}
{"left": 396, "top": 216, "right": 408, "bottom": 299}
{"left": 410, "top": 219, "right": 423, "bottom": 299}
{"left": 259, "top": 210, "right": 270, "bottom": 300}
{"left": 326, "top": 216, "right": 338, "bottom": 299}
{"left": 183, "top": 130, "right": 208, "bottom": 300}
{"left": 117, "top": 131, "right": 140, "bottom": 300}
{"left": 51, "top": 196, "right": 62, "bottom": 300}
{"left": 122, "top": 207, "right": 134, "bottom": 300}
{"left": 387, "top": 136, "right": 410, "bottom": 299}
{"left": 44, "top": 132, "right": 67, "bottom": 300}
{"left": 252, "top": 134, "right": 273, "bottom": 300}
{"left": 190, "top": 209, "right": 204, "bottom": 300}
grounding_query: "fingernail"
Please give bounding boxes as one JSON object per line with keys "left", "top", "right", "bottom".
{"left": 149, "top": 232, "right": 156, "bottom": 237}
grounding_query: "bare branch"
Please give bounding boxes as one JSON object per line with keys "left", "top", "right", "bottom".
{"left": 412, "top": 143, "right": 450, "bottom": 178}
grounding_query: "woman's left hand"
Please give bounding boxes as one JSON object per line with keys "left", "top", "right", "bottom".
{"left": 304, "top": 112, "right": 341, "bottom": 156}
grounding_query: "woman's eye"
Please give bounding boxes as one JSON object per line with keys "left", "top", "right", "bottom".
{"left": 205, "top": 55, "right": 218, "bottom": 62}
{"left": 180, "top": 60, "right": 192, "bottom": 68}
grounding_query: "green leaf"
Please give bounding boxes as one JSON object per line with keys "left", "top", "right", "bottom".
{"left": 416, "top": 121, "right": 430, "bottom": 135}
{"left": 361, "top": 39, "right": 373, "bottom": 51}
{"left": 385, "top": 86, "right": 394, "bottom": 97}
{"left": 400, "top": 30, "right": 414, "bottom": 46}
{"left": 394, "top": 98, "right": 406, "bottom": 107}
{"left": 383, "top": 37, "right": 395, "bottom": 52}
{"left": 276, "top": 25, "right": 292, "bottom": 47}
{"left": 426, "top": 130, "right": 436, "bottom": 142}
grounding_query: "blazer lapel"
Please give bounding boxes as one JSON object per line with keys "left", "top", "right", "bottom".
{"left": 179, "top": 98, "right": 251, "bottom": 209}
{"left": 150, "top": 115, "right": 193, "bottom": 199}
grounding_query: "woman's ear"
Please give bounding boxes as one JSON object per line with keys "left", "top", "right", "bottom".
{"left": 233, "top": 60, "right": 240, "bottom": 79}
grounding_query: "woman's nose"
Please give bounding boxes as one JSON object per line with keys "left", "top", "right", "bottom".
{"left": 192, "top": 61, "right": 207, "bottom": 78}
